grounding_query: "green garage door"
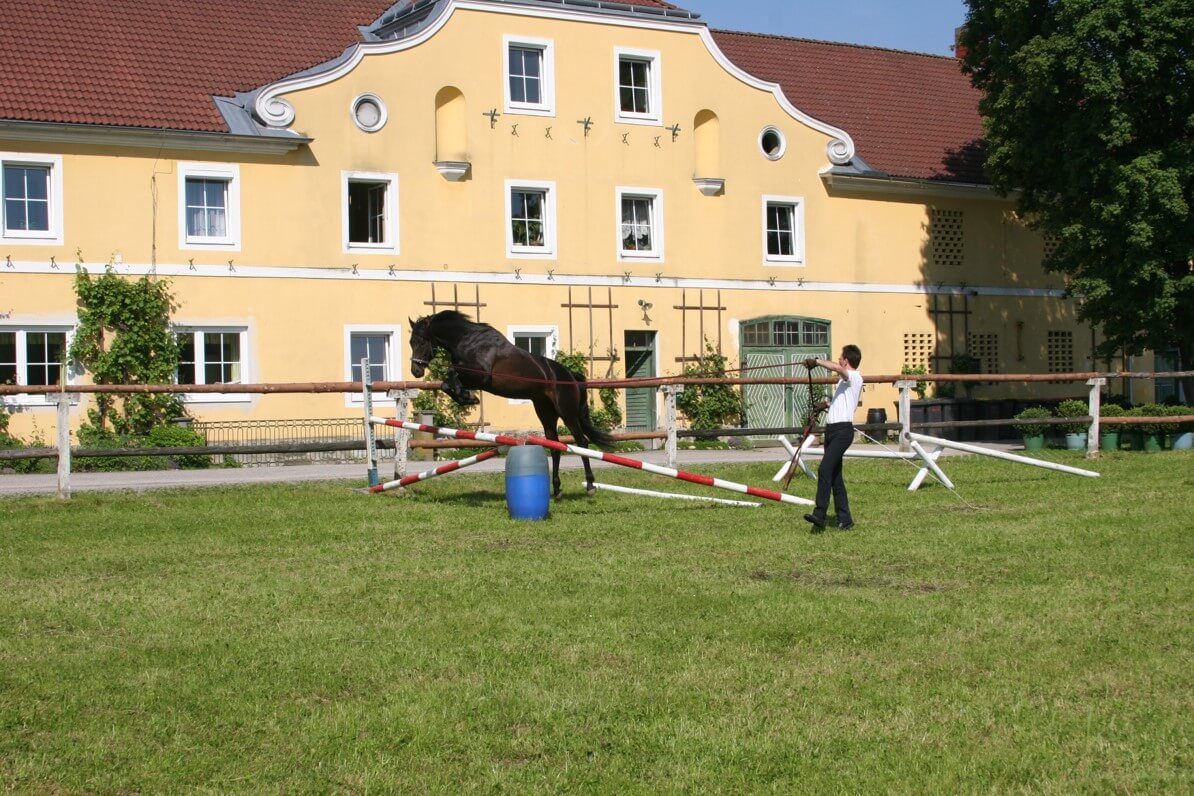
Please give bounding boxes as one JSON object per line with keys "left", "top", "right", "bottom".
{"left": 740, "top": 317, "right": 831, "bottom": 434}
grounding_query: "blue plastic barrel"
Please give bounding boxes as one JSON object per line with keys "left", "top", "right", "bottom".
{"left": 505, "top": 445, "right": 550, "bottom": 520}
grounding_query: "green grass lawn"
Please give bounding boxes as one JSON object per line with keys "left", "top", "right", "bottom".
{"left": 2, "top": 451, "right": 1191, "bottom": 792}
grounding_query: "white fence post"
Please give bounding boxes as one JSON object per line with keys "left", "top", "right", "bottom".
{"left": 361, "top": 356, "right": 379, "bottom": 488}
{"left": 894, "top": 380, "right": 915, "bottom": 452}
{"left": 388, "top": 388, "right": 419, "bottom": 484}
{"left": 661, "top": 384, "right": 683, "bottom": 469}
{"left": 1086, "top": 377, "right": 1106, "bottom": 459}
{"left": 54, "top": 393, "right": 74, "bottom": 500}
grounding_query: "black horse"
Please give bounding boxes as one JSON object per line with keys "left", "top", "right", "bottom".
{"left": 408, "top": 311, "right": 616, "bottom": 497}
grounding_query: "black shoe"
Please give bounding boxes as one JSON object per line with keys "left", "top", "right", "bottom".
{"left": 836, "top": 521, "right": 855, "bottom": 530}
{"left": 804, "top": 513, "right": 826, "bottom": 529}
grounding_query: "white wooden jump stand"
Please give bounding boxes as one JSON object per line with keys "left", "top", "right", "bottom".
{"left": 771, "top": 375, "right": 1100, "bottom": 493}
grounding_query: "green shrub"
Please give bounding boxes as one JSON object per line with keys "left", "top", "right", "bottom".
{"left": 900, "top": 364, "right": 928, "bottom": 399}
{"left": 1161, "top": 404, "right": 1189, "bottom": 435}
{"left": 1055, "top": 399, "right": 1089, "bottom": 434}
{"left": 75, "top": 425, "right": 161, "bottom": 472}
{"left": 146, "top": 425, "right": 211, "bottom": 469}
{"left": 0, "top": 415, "right": 55, "bottom": 474}
{"left": 675, "top": 343, "right": 743, "bottom": 430}
{"left": 1099, "top": 402, "right": 1125, "bottom": 418}
{"left": 1013, "top": 406, "right": 1051, "bottom": 437}
{"left": 1136, "top": 403, "right": 1167, "bottom": 436}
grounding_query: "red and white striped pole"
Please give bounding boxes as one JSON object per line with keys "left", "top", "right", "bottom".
{"left": 370, "top": 417, "right": 813, "bottom": 507}
{"left": 368, "top": 447, "right": 500, "bottom": 494}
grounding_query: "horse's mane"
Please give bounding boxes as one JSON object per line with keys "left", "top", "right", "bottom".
{"left": 429, "top": 310, "right": 475, "bottom": 334}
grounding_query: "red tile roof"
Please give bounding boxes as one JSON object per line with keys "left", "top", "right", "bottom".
{"left": 0, "top": 1, "right": 985, "bottom": 183}
{"left": 712, "top": 30, "right": 987, "bottom": 183}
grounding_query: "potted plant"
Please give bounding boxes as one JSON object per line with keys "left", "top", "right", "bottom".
{"left": 1170, "top": 405, "right": 1193, "bottom": 450}
{"left": 1137, "top": 403, "right": 1165, "bottom": 452}
{"left": 1056, "top": 398, "right": 1089, "bottom": 451}
{"left": 1098, "top": 402, "right": 1124, "bottom": 451}
{"left": 1013, "top": 406, "right": 1051, "bottom": 451}
{"left": 950, "top": 352, "right": 982, "bottom": 399}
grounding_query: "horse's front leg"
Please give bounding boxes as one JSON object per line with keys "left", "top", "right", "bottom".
{"left": 442, "top": 368, "right": 479, "bottom": 405}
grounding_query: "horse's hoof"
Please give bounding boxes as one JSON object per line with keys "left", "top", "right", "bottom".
{"left": 586, "top": 485, "right": 597, "bottom": 497}
{"left": 552, "top": 489, "right": 564, "bottom": 501}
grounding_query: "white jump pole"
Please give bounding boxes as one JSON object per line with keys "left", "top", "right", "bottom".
{"left": 906, "top": 431, "right": 1100, "bottom": 478}
{"left": 367, "top": 448, "right": 500, "bottom": 494}
{"left": 372, "top": 417, "right": 815, "bottom": 507}
{"left": 592, "top": 482, "right": 761, "bottom": 508}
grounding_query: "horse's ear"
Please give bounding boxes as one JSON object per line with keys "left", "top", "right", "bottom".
{"left": 407, "top": 317, "right": 415, "bottom": 328}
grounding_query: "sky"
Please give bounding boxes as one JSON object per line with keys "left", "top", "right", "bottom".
{"left": 676, "top": 0, "right": 969, "bottom": 57}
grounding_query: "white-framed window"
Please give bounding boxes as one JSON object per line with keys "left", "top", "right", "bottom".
{"left": 174, "top": 326, "right": 250, "bottom": 403}
{"left": 0, "top": 325, "right": 75, "bottom": 406}
{"left": 1, "top": 153, "right": 64, "bottom": 245}
{"left": 178, "top": 163, "right": 240, "bottom": 250}
{"left": 762, "top": 195, "right": 805, "bottom": 265}
{"left": 616, "top": 187, "right": 664, "bottom": 261}
{"left": 343, "top": 325, "right": 403, "bottom": 406}
{"left": 614, "top": 48, "right": 662, "bottom": 126}
{"left": 505, "top": 325, "right": 558, "bottom": 404}
{"left": 504, "top": 36, "right": 555, "bottom": 116}
{"left": 505, "top": 179, "right": 557, "bottom": 259}
{"left": 342, "top": 171, "right": 399, "bottom": 254}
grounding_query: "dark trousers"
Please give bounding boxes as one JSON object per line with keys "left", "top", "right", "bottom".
{"left": 812, "top": 422, "right": 854, "bottom": 524}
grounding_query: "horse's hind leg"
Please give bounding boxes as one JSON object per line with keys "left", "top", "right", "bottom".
{"left": 532, "top": 400, "right": 564, "bottom": 499}
{"left": 562, "top": 412, "right": 598, "bottom": 496}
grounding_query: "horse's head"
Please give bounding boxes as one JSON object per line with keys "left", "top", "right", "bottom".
{"left": 408, "top": 316, "right": 434, "bottom": 377}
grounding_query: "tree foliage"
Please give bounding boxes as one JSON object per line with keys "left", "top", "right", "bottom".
{"left": 960, "top": 0, "right": 1193, "bottom": 388}
{"left": 70, "top": 264, "right": 184, "bottom": 435}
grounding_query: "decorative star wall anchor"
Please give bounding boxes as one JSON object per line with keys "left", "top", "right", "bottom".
{"left": 483, "top": 108, "right": 501, "bottom": 128}
{"left": 667, "top": 123, "right": 681, "bottom": 142}
{"left": 577, "top": 116, "right": 593, "bottom": 136}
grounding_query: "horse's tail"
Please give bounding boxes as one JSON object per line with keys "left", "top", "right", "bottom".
{"left": 571, "top": 371, "right": 618, "bottom": 450}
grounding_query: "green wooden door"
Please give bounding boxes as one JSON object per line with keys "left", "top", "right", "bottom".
{"left": 624, "top": 331, "right": 656, "bottom": 432}
{"left": 740, "top": 317, "right": 831, "bottom": 434}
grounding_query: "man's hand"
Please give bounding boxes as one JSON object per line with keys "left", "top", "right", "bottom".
{"left": 803, "top": 357, "right": 819, "bottom": 370}
{"left": 814, "top": 401, "right": 830, "bottom": 412}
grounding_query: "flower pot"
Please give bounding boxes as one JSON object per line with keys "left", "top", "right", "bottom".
{"left": 1064, "top": 432, "right": 1087, "bottom": 451}
{"left": 1099, "top": 431, "right": 1120, "bottom": 452}
{"left": 1022, "top": 434, "right": 1045, "bottom": 451}
{"left": 1142, "top": 433, "right": 1163, "bottom": 453}
{"left": 1172, "top": 431, "right": 1194, "bottom": 451}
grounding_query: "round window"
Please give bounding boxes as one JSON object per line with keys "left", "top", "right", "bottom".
{"left": 759, "top": 126, "right": 786, "bottom": 160}
{"left": 351, "top": 94, "right": 387, "bottom": 133}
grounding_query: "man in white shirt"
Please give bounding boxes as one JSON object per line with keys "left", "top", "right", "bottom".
{"left": 803, "top": 345, "right": 863, "bottom": 530}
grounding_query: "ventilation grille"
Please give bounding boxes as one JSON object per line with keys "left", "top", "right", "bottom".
{"left": 903, "top": 332, "right": 934, "bottom": 372}
{"left": 930, "top": 208, "right": 965, "bottom": 267}
{"left": 1048, "top": 330, "right": 1074, "bottom": 381}
{"left": 968, "top": 332, "right": 999, "bottom": 381}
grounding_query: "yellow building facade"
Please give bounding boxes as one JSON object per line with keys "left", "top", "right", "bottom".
{"left": 0, "top": 0, "right": 1120, "bottom": 440}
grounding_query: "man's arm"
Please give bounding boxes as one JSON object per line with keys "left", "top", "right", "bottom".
{"left": 803, "top": 356, "right": 847, "bottom": 376}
